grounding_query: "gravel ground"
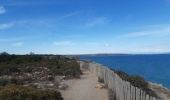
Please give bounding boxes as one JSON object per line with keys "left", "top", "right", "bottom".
{"left": 60, "top": 71, "right": 109, "bottom": 100}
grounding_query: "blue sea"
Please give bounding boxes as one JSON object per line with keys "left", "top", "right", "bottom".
{"left": 80, "top": 54, "right": 170, "bottom": 89}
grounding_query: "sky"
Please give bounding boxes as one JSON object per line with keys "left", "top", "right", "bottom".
{"left": 0, "top": 0, "right": 170, "bottom": 54}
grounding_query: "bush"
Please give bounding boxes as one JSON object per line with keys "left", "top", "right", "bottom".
{"left": 49, "top": 60, "right": 82, "bottom": 78}
{"left": 113, "top": 69, "right": 157, "bottom": 97}
{"left": 128, "top": 75, "right": 148, "bottom": 90}
{"left": 0, "top": 85, "right": 63, "bottom": 100}
{"left": 0, "top": 54, "right": 82, "bottom": 78}
{"left": 0, "top": 65, "right": 20, "bottom": 75}
{"left": 98, "top": 77, "right": 104, "bottom": 83}
{"left": 0, "top": 79, "right": 9, "bottom": 86}
{"left": 108, "top": 89, "right": 117, "bottom": 100}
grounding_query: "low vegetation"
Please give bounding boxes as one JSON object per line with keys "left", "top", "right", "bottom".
{"left": 113, "top": 69, "right": 158, "bottom": 97}
{"left": 48, "top": 58, "right": 82, "bottom": 78}
{"left": 0, "top": 52, "right": 81, "bottom": 100}
{"left": 0, "top": 84, "right": 63, "bottom": 100}
{"left": 108, "top": 89, "right": 117, "bottom": 100}
{"left": 0, "top": 52, "right": 81, "bottom": 78}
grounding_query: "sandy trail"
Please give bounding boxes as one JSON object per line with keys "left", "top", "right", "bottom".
{"left": 60, "top": 71, "right": 109, "bottom": 100}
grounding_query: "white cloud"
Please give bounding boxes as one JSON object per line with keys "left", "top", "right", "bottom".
{"left": 4, "top": 11, "right": 78, "bottom": 30}
{"left": 0, "top": 37, "right": 24, "bottom": 42}
{"left": 84, "top": 42, "right": 100, "bottom": 46}
{"left": 122, "top": 26, "right": 170, "bottom": 38}
{"left": 130, "top": 47, "right": 169, "bottom": 53}
{"left": 0, "top": 23, "right": 14, "bottom": 30}
{"left": 57, "top": 12, "right": 79, "bottom": 21}
{"left": 3, "top": 1, "right": 62, "bottom": 6}
{"left": 12, "top": 42, "right": 23, "bottom": 47}
{"left": 83, "top": 42, "right": 111, "bottom": 48}
{"left": 53, "top": 41, "right": 75, "bottom": 46}
{"left": 0, "top": 6, "right": 6, "bottom": 14}
{"left": 84, "top": 17, "right": 109, "bottom": 28}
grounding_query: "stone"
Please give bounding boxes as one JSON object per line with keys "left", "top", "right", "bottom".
{"left": 95, "top": 83, "right": 105, "bottom": 89}
{"left": 58, "top": 82, "right": 68, "bottom": 90}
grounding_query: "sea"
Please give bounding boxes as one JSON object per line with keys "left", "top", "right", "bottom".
{"left": 80, "top": 54, "right": 170, "bottom": 89}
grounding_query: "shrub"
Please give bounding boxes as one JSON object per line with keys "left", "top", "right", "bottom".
{"left": 0, "top": 54, "right": 82, "bottom": 78}
{"left": 128, "top": 75, "right": 148, "bottom": 89}
{"left": 0, "top": 65, "right": 20, "bottom": 75}
{"left": 49, "top": 59, "right": 82, "bottom": 78}
{"left": 98, "top": 77, "right": 104, "bottom": 83}
{"left": 0, "top": 85, "right": 63, "bottom": 100}
{"left": 113, "top": 69, "right": 158, "bottom": 97}
{"left": 108, "top": 89, "right": 117, "bottom": 100}
{"left": 0, "top": 79, "right": 9, "bottom": 86}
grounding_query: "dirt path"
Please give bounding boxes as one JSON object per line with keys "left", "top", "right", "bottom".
{"left": 60, "top": 71, "right": 109, "bottom": 100}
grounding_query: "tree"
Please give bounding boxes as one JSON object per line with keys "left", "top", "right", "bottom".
{"left": 0, "top": 52, "right": 9, "bottom": 55}
{"left": 29, "top": 52, "right": 35, "bottom": 55}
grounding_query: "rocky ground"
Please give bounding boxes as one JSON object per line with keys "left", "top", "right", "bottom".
{"left": 0, "top": 66, "right": 67, "bottom": 91}
{"left": 149, "top": 82, "right": 170, "bottom": 100}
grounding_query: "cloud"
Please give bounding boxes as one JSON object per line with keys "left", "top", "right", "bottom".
{"left": 53, "top": 41, "right": 75, "bottom": 46}
{"left": 84, "top": 42, "right": 100, "bottom": 46}
{"left": 0, "top": 6, "right": 6, "bottom": 14}
{"left": 130, "top": 47, "right": 169, "bottom": 53}
{"left": 11, "top": 42, "right": 23, "bottom": 47}
{"left": 83, "top": 42, "right": 111, "bottom": 48}
{"left": 56, "top": 12, "right": 79, "bottom": 21}
{"left": 0, "top": 23, "right": 14, "bottom": 30}
{"left": 121, "top": 26, "right": 170, "bottom": 38}
{"left": 84, "top": 17, "right": 109, "bottom": 28}
{"left": 5, "top": 11, "right": 78, "bottom": 30}
{"left": 0, "top": 37, "right": 24, "bottom": 42}
{"left": 2, "top": 0, "right": 63, "bottom": 6}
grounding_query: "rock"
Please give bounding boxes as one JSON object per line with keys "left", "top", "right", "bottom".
{"left": 55, "top": 76, "right": 65, "bottom": 85}
{"left": 47, "top": 83, "right": 54, "bottom": 88}
{"left": 58, "top": 82, "right": 68, "bottom": 90}
{"left": 25, "top": 73, "right": 32, "bottom": 77}
{"left": 95, "top": 83, "right": 105, "bottom": 89}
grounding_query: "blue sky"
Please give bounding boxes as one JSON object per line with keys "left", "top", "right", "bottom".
{"left": 0, "top": 0, "right": 170, "bottom": 54}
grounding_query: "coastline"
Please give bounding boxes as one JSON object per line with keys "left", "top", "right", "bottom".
{"left": 81, "top": 60, "right": 170, "bottom": 100}
{"left": 79, "top": 54, "right": 170, "bottom": 89}
{"left": 149, "top": 82, "right": 170, "bottom": 100}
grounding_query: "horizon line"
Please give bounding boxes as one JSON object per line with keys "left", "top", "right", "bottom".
{"left": 1, "top": 51, "right": 170, "bottom": 55}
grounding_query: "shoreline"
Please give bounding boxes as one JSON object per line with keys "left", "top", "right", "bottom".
{"left": 149, "top": 82, "right": 170, "bottom": 91}
{"left": 81, "top": 60, "right": 170, "bottom": 100}
{"left": 86, "top": 61, "right": 170, "bottom": 89}
{"left": 149, "top": 82, "right": 170, "bottom": 100}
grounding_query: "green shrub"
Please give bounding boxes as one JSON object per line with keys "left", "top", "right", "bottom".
{"left": 49, "top": 60, "right": 82, "bottom": 78}
{"left": 0, "top": 79, "right": 9, "bottom": 86}
{"left": 128, "top": 75, "right": 148, "bottom": 89}
{"left": 113, "top": 69, "right": 158, "bottom": 97}
{"left": 98, "top": 77, "right": 104, "bottom": 83}
{"left": 0, "top": 54, "right": 82, "bottom": 78}
{"left": 0, "top": 85, "right": 63, "bottom": 100}
{"left": 0, "top": 65, "right": 20, "bottom": 75}
{"left": 108, "top": 89, "right": 117, "bottom": 100}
